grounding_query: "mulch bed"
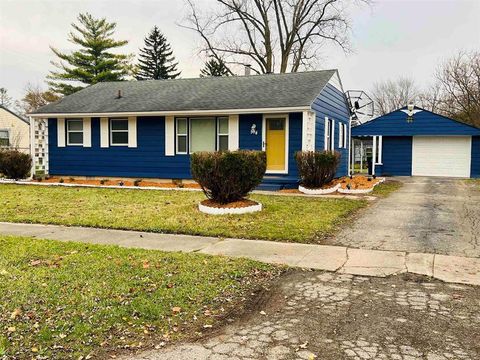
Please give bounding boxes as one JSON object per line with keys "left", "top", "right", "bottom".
{"left": 338, "top": 175, "right": 380, "bottom": 190}
{"left": 35, "top": 177, "right": 201, "bottom": 189}
{"left": 201, "top": 199, "right": 259, "bottom": 209}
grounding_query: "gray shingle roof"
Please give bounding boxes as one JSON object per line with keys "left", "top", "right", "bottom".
{"left": 32, "top": 70, "right": 336, "bottom": 115}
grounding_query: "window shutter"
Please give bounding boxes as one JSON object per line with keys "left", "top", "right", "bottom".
{"left": 324, "top": 117, "right": 328, "bottom": 151}
{"left": 338, "top": 122, "right": 343, "bottom": 148}
{"left": 57, "top": 118, "right": 65, "bottom": 147}
{"left": 128, "top": 116, "right": 137, "bottom": 148}
{"left": 83, "top": 118, "right": 91, "bottom": 147}
{"left": 165, "top": 116, "right": 175, "bottom": 156}
{"left": 100, "top": 118, "right": 109, "bottom": 148}
{"left": 331, "top": 119, "right": 335, "bottom": 151}
{"left": 228, "top": 114, "right": 239, "bottom": 151}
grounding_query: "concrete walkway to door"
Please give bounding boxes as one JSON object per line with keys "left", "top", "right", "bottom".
{"left": 1, "top": 221, "right": 479, "bottom": 286}
{"left": 326, "top": 177, "right": 480, "bottom": 258}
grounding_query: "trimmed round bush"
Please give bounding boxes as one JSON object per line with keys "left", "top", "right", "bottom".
{"left": 190, "top": 150, "right": 266, "bottom": 204}
{"left": 0, "top": 150, "right": 32, "bottom": 179}
{"left": 295, "top": 151, "right": 341, "bottom": 189}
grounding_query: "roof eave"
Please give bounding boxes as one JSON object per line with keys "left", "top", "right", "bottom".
{"left": 28, "top": 106, "right": 311, "bottom": 118}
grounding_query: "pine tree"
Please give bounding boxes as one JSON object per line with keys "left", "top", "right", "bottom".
{"left": 48, "top": 13, "right": 132, "bottom": 96}
{"left": 200, "top": 57, "right": 230, "bottom": 77}
{"left": 136, "top": 26, "right": 180, "bottom": 80}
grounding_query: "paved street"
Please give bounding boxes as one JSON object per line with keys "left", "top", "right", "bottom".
{"left": 119, "top": 271, "right": 480, "bottom": 360}
{"left": 328, "top": 177, "right": 480, "bottom": 258}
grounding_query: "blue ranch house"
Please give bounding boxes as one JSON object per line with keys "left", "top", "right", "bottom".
{"left": 29, "top": 70, "right": 351, "bottom": 189}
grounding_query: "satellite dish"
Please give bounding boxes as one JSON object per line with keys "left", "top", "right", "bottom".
{"left": 345, "top": 90, "right": 374, "bottom": 126}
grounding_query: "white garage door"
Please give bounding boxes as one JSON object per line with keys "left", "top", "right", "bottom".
{"left": 412, "top": 136, "right": 471, "bottom": 177}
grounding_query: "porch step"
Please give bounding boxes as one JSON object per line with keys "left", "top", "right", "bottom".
{"left": 257, "top": 176, "right": 298, "bottom": 191}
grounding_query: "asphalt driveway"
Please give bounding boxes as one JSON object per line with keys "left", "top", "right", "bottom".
{"left": 327, "top": 177, "right": 480, "bottom": 258}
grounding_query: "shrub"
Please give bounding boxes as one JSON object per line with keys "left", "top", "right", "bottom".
{"left": 0, "top": 150, "right": 32, "bottom": 179}
{"left": 295, "top": 151, "right": 341, "bottom": 188}
{"left": 190, "top": 150, "right": 266, "bottom": 204}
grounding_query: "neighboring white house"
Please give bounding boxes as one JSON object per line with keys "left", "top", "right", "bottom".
{"left": 0, "top": 105, "right": 30, "bottom": 153}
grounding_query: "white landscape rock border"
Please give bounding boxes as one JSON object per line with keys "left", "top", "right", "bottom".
{"left": 337, "top": 177, "right": 386, "bottom": 194}
{"left": 198, "top": 201, "right": 262, "bottom": 215}
{"left": 298, "top": 183, "right": 340, "bottom": 195}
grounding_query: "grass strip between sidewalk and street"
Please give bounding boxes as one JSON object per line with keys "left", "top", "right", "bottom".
{"left": 0, "top": 235, "right": 279, "bottom": 359}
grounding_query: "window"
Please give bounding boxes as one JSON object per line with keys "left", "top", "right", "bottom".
{"left": 0, "top": 130, "right": 9, "bottom": 147}
{"left": 217, "top": 117, "right": 229, "bottom": 151}
{"left": 66, "top": 119, "right": 83, "bottom": 145}
{"left": 110, "top": 119, "right": 129, "bottom": 146}
{"left": 176, "top": 118, "right": 188, "bottom": 154}
{"left": 190, "top": 117, "right": 216, "bottom": 152}
{"left": 325, "top": 118, "right": 334, "bottom": 151}
{"left": 343, "top": 124, "right": 348, "bottom": 148}
{"left": 175, "top": 117, "right": 229, "bottom": 154}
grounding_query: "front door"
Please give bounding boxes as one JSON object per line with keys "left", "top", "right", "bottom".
{"left": 265, "top": 116, "right": 287, "bottom": 173}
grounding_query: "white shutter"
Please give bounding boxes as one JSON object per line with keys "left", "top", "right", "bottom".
{"left": 83, "top": 117, "right": 91, "bottom": 147}
{"left": 338, "top": 122, "right": 343, "bottom": 148}
{"left": 165, "top": 116, "right": 175, "bottom": 156}
{"left": 228, "top": 114, "right": 239, "bottom": 151}
{"left": 302, "top": 111, "right": 316, "bottom": 151}
{"left": 128, "top": 116, "right": 137, "bottom": 148}
{"left": 331, "top": 119, "right": 335, "bottom": 151}
{"left": 100, "top": 117, "right": 109, "bottom": 148}
{"left": 57, "top": 118, "right": 65, "bottom": 147}
{"left": 324, "top": 117, "right": 328, "bottom": 151}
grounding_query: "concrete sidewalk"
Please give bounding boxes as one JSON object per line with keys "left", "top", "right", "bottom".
{"left": 1, "top": 222, "right": 479, "bottom": 286}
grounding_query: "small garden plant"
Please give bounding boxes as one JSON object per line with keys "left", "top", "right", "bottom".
{"left": 295, "top": 151, "right": 341, "bottom": 189}
{"left": 0, "top": 150, "right": 32, "bottom": 179}
{"left": 190, "top": 150, "right": 266, "bottom": 205}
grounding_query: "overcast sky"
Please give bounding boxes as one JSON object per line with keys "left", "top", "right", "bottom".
{"left": 1, "top": 0, "right": 479, "bottom": 102}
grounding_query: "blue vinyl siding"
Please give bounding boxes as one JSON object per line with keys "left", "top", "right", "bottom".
{"left": 376, "top": 136, "right": 412, "bottom": 176}
{"left": 353, "top": 108, "right": 480, "bottom": 136}
{"left": 311, "top": 83, "right": 350, "bottom": 177}
{"left": 472, "top": 136, "right": 480, "bottom": 178}
{"left": 49, "top": 112, "right": 303, "bottom": 180}
{"left": 49, "top": 117, "right": 192, "bottom": 178}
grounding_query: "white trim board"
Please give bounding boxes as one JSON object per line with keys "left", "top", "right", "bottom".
{"left": 29, "top": 106, "right": 310, "bottom": 118}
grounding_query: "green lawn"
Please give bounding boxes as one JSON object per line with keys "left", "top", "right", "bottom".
{"left": 0, "top": 236, "right": 277, "bottom": 359}
{"left": 372, "top": 180, "right": 403, "bottom": 197}
{"left": 0, "top": 184, "right": 367, "bottom": 243}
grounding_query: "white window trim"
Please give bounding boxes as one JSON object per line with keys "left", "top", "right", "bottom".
{"left": 109, "top": 118, "right": 129, "bottom": 146}
{"left": 343, "top": 124, "right": 348, "bottom": 148}
{"left": 324, "top": 117, "right": 335, "bottom": 152}
{"left": 262, "top": 114, "right": 289, "bottom": 175}
{"left": 100, "top": 117, "right": 109, "bottom": 148}
{"left": 175, "top": 118, "right": 188, "bottom": 155}
{"left": 0, "top": 129, "right": 10, "bottom": 147}
{"left": 339, "top": 123, "right": 344, "bottom": 148}
{"left": 66, "top": 119, "right": 84, "bottom": 146}
{"left": 217, "top": 117, "right": 229, "bottom": 151}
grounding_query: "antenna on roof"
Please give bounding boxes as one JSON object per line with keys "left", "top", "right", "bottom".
{"left": 116, "top": 90, "right": 123, "bottom": 99}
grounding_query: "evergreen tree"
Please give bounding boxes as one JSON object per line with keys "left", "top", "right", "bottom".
{"left": 200, "top": 57, "right": 230, "bottom": 77}
{"left": 136, "top": 26, "right": 180, "bottom": 80}
{"left": 48, "top": 13, "right": 132, "bottom": 96}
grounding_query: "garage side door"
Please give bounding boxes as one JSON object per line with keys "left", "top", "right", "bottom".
{"left": 412, "top": 136, "right": 471, "bottom": 177}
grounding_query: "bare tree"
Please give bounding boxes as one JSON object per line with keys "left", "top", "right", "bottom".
{"left": 417, "top": 82, "right": 443, "bottom": 113}
{"left": 371, "top": 77, "right": 419, "bottom": 116}
{"left": 435, "top": 51, "right": 480, "bottom": 127}
{"left": 0, "top": 88, "right": 13, "bottom": 108}
{"left": 17, "top": 83, "right": 61, "bottom": 115}
{"left": 183, "top": 0, "right": 368, "bottom": 74}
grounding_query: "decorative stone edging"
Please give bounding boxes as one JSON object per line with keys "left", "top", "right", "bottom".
{"left": 198, "top": 202, "right": 262, "bottom": 215}
{"left": 337, "top": 177, "right": 386, "bottom": 194}
{"left": 298, "top": 183, "right": 340, "bottom": 195}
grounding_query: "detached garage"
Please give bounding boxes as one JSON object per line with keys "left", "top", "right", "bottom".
{"left": 352, "top": 107, "right": 480, "bottom": 178}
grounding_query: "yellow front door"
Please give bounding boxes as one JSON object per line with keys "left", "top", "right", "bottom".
{"left": 265, "top": 117, "right": 286, "bottom": 172}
